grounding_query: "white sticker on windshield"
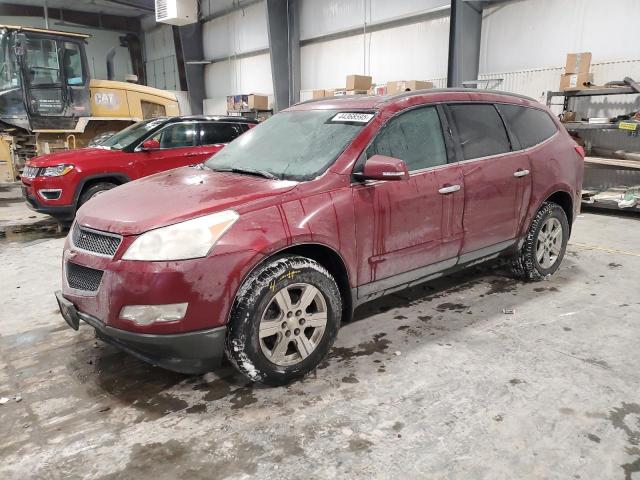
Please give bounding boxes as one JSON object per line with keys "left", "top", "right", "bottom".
{"left": 330, "top": 112, "right": 374, "bottom": 123}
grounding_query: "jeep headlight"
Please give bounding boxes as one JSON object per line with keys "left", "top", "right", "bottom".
{"left": 43, "top": 164, "right": 74, "bottom": 176}
{"left": 122, "top": 210, "right": 239, "bottom": 261}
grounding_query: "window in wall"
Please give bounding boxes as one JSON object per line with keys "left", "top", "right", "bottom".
{"left": 63, "top": 42, "right": 84, "bottom": 85}
{"left": 366, "top": 106, "right": 447, "bottom": 171}
{"left": 496, "top": 104, "right": 557, "bottom": 149}
{"left": 150, "top": 123, "right": 198, "bottom": 149}
{"left": 25, "top": 38, "right": 60, "bottom": 86}
{"left": 200, "top": 123, "right": 243, "bottom": 145}
{"left": 448, "top": 103, "right": 511, "bottom": 160}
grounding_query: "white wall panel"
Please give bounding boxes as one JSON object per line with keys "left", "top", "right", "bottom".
{"left": 300, "top": 15, "right": 449, "bottom": 90}
{"left": 144, "top": 23, "right": 179, "bottom": 91}
{"left": 202, "top": 1, "right": 268, "bottom": 59}
{"left": 480, "top": 0, "right": 640, "bottom": 73}
{"left": 299, "top": 0, "right": 449, "bottom": 40}
{"left": 205, "top": 53, "right": 273, "bottom": 97}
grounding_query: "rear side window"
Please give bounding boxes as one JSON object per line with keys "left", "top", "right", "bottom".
{"left": 496, "top": 104, "right": 557, "bottom": 149}
{"left": 200, "top": 122, "right": 243, "bottom": 145}
{"left": 448, "top": 104, "right": 511, "bottom": 160}
{"left": 366, "top": 106, "right": 447, "bottom": 171}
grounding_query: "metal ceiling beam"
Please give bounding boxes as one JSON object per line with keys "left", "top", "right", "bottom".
{"left": 447, "top": 0, "right": 483, "bottom": 88}
{"left": 266, "top": 0, "right": 300, "bottom": 112}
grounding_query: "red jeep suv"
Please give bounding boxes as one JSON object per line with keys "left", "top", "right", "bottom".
{"left": 56, "top": 90, "right": 584, "bottom": 385}
{"left": 21, "top": 116, "right": 257, "bottom": 222}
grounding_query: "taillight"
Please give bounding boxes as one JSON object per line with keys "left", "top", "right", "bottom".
{"left": 574, "top": 145, "right": 585, "bottom": 158}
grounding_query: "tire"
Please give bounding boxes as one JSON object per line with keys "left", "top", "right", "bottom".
{"left": 511, "top": 202, "right": 569, "bottom": 281}
{"left": 225, "top": 255, "right": 342, "bottom": 386}
{"left": 78, "top": 182, "right": 116, "bottom": 208}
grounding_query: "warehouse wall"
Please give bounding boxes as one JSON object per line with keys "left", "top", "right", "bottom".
{"left": 4, "top": 16, "right": 133, "bottom": 81}
{"left": 299, "top": 0, "right": 450, "bottom": 90}
{"left": 141, "top": 17, "right": 180, "bottom": 91}
{"left": 201, "top": 0, "right": 273, "bottom": 115}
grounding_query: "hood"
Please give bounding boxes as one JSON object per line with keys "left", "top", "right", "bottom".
{"left": 77, "top": 167, "right": 298, "bottom": 235}
{"left": 28, "top": 147, "right": 114, "bottom": 167}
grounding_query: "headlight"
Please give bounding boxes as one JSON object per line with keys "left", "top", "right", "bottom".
{"left": 122, "top": 210, "right": 239, "bottom": 261}
{"left": 43, "top": 164, "right": 74, "bottom": 177}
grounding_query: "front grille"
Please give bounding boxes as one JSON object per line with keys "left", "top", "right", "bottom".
{"left": 72, "top": 224, "right": 122, "bottom": 257}
{"left": 66, "top": 262, "right": 104, "bottom": 292}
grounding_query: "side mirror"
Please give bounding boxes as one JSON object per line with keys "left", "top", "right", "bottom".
{"left": 357, "top": 154, "right": 409, "bottom": 181}
{"left": 141, "top": 138, "right": 160, "bottom": 150}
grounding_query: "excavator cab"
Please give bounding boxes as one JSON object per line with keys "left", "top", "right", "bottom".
{"left": 0, "top": 26, "right": 91, "bottom": 132}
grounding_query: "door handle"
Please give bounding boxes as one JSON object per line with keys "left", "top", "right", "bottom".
{"left": 514, "top": 169, "right": 530, "bottom": 177}
{"left": 438, "top": 184, "right": 461, "bottom": 194}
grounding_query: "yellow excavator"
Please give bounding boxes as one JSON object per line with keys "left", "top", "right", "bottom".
{"left": 0, "top": 25, "right": 181, "bottom": 182}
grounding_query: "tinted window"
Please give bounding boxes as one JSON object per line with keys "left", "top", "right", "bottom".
{"left": 63, "top": 42, "right": 84, "bottom": 85}
{"left": 366, "top": 106, "right": 447, "bottom": 171}
{"left": 497, "top": 104, "right": 557, "bottom": 149}
{"left": 151, "top": 123, "right": 198, "bottom": 149}
{"left": 201, "top": 122, "right": 242, "bottom": 145}
{"left": 449, "top": 104, "right": 511, "bottom": 160}
{"left": 25, "top": 38, "right": 60, "bottom": 86}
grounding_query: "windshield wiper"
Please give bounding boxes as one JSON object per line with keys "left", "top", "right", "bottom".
{"left": 210, "top": 166, "right": 278, "bottom": 180}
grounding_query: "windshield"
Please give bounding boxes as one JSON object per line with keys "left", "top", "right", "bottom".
{"left": 0, "top": 30, "right": 21, "bottom": 91}
{"left": 101, "top": 118, "right": 166, "bottom": 150}
{"left": 204, "top": 110, "right": 370, "bottom": 181}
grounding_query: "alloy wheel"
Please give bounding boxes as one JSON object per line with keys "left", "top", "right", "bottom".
{"left": 536, "top": 217, "right": 563, "bottom": 269}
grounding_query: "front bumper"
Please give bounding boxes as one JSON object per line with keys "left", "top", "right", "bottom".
{"left": 56, "top": 290, "right": 226, "bottom": 374}
{"left": 21, "top": 184, "right": 75, "bottom": 221}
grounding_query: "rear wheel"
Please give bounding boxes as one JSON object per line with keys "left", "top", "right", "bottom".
{"left": 225, "top": 255, "right": 342, "bottom": 385}
{"left": 511, "top": 202, "right": 569, "bottom": 281}
{"left": 78, "top": 182, "right": 116, "bottom": 208}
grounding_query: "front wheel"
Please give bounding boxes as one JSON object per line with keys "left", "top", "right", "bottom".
{"left": 225, "top": 255, "right": 342, "bottom": 386}
{"left": 78, "top": 182, "right": 117, "bottom": 208}
{"left": 511, "top": 202, "right": 569, "bottom": 281}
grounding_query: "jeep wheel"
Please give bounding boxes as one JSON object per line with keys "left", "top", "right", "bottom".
{"left": 78, "top": 182, "right": 117, "bottom": 208}
{"left": 225, "top": 255, "right": 341, "bottom": 386}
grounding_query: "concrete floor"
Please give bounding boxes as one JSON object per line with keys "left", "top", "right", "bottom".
{"left": 1, "top": 211, "right": 639, "bottom": 479}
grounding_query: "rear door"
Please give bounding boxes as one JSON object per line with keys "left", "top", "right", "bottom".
{"left": 353, "top": 105, "right": 464, "bottom": 294}
{"left": 137, "top": 121, "right": 200, "bottom": 175}
{"left": 446, "top": 103, "right": 531, "bottom": 258}
{"left": 196, "top": 121, "right": 245, "bottom": 158}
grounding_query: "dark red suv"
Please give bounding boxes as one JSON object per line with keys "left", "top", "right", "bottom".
{"left": 56, "top": 90, "right": 584, "bottom": 385}
{"left": 21, "top": 116, "right": 257, "bottom": 222}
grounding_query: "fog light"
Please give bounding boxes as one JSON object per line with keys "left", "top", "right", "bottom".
{"left": 120, "top": 303, "right": 188, "bottom": 326}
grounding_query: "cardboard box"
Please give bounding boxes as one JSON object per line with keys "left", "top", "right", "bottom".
{"left": 387, "top": 80, "right": 434, "bottom": 95}
{"left": 560, "top": 72, "right": 593, "bottom": 91}
{"left": 346, "top": 74, "right": 372, "bottom": 91}
{"left": 232, "top": 94, "right": 269, "bottom": 111}
{"left": 565, "top": 52, "right": 592, "bottom": 74}
{"left": 324, "top": 89, "right": 335, "bottom": 97}
{"left": 226, "top": 96, "right": 235, "bottom": 111}
{"left": 312, "top": 90, "right": 326, "bottom": 99}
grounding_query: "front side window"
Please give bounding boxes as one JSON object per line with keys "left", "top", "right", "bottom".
{"left": 0, "top": 29, "right": 21, "bottom": 91}
{"left": 205, "top": 110, "right": 368, "bottom": 181}
{"left": 150, "top": 123, "right": 198, "bottom": 149}
{"left": 25, "top": 37, "right": 60, "bottom": 86}
{"left": 200, "top": 122, "right": 242, "bottom": 145}
{"left": 496, "top": 104, "right": 557, "bottom": 149}
{"left": 366, "top": 106, "right": 447, "bottom": 171}
{"left": 449, "top": 103, "right": 511, "bottom": 160}
{"left": 63, "top": 42, "right": 84, "bottom": 85}
{"left": 101, "top": 118, "right": 166, "bottom": 150}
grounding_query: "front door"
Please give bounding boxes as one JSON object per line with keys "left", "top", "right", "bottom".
{"left": 447, "top": 103, "right": 531, "bottom": 257}
{"left": 352, "top": 105, "right": 465, "bottom": 296}
{"left": 137, "top": 122, "right": 201, "bottom": 176}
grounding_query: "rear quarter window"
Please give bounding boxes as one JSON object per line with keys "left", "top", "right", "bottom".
{"left": 496, "top": 104, "right": 558, "bottom": 149}
{"left": 448, "top": 103, "right": 511, "bottom": 160}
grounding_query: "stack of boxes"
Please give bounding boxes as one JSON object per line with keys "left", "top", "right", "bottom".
{"left": 226, "top": 93, "right": 269, "bottom": 112}
{"left": 312, "top": 75, "right": 433, "bottom": 99}
{"left": 560, "top": 52, "right": 593, "bottom": 91}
